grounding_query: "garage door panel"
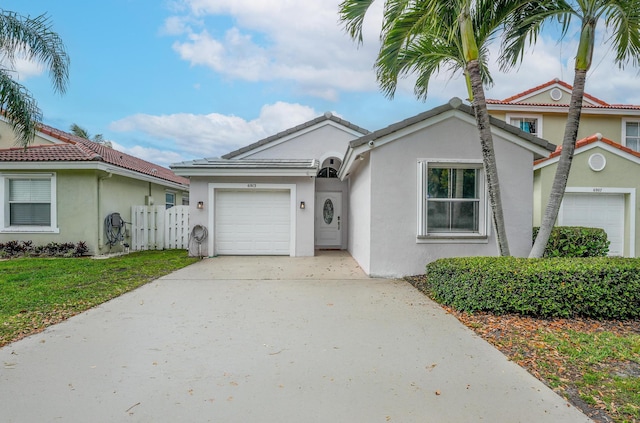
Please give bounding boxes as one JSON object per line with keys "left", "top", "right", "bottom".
{"left": 561, "top": 193, "right": 624, "bottom": 256}
{"left": 215, "top": 190, "right": 291, "bottom": 255}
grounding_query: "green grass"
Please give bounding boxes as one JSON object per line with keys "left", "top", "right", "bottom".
{"left": 541, "top": 329, "right": 640, "bottom": 422}
{"left": 0, "top": 250, "right": 199, "bottom": 347}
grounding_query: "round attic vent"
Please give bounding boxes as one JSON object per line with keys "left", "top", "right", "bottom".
{"left": 588, "top": 153, "right": 606, "bottom": 172}
{"left": 550, "top": 88, "right": 563, "bottom": 101}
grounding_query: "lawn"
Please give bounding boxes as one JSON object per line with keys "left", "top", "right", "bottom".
{"left": 0, "top": 250, "right": 199, "bottom": 347}
{"left": 406, "top": 275, "right": 640, "bottom": 423}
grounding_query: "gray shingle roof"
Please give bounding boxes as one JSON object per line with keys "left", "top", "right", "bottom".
{"left": 222, "top": 112, "right": 370, "bottom": 159}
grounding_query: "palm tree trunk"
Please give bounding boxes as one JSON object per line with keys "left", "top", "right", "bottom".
{"left": 529, "top": 69, "right": 587, "bottom": 258}
{"left": 467, "top": 59, "right": 510, "bottom": 256}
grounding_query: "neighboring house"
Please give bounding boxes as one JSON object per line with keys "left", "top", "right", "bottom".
{"left": 172, "top": 98, "right": 555, "bottom": 277}
{"left": 488, "top": 79, "right": 640, "bottom": 257}
{"left": 0, "top": 119, "right": 189, "bottom": 254}
{"left": 534, "top": 134, "right": 638, "bottom": 257}
{"left": 487, "top": 78, "right": 640, "bottom": 149}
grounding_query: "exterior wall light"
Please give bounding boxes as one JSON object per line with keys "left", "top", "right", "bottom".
{"left": 300, "top": 201, "right": 305, "bottom": 209}
{"left": 197, "top": 201, "right": 204, "bottom": 210}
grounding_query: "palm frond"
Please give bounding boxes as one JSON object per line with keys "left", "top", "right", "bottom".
{"left": 603, "top": 0, "right": 640, "bottom": 68}
{"left": 0, "top": 69, "right": 41, "bottom": 147}
{"left": 338, "top": 0, "right": 379, "bottom": 43}
{"left": 0, "top": 9, "right": 69, "bottom": 93}
{"left": 499, "top": 0, "right": 574, "bottom": 71}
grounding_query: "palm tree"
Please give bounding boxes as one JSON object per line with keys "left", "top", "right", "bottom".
{"left": 340, "top": 0, "right": 525, "bottom": 256}
{"left": 501, "top": 0, "right": 640, "bottom": 258}
{"left": 70, "top": 123, "right": 104, "bottom": 143}
{"left": 0, "top": 9, "right": 69, "bottom": 147}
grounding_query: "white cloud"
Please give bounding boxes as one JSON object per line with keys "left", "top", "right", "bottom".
{"left": 166, "top": 0, "right": 382, "bottom": 100}
{"left": 0, "top": 51, "right": 46, "bottom": 81}
{"left": 109, "top": 101, "right": 319, "bottom": 162}
{"left": 163, "top": 1, "right": 640, "bottom": 110}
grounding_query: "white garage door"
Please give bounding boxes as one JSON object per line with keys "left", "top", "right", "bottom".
{"left": 560, "top": 193, "right": 624, "bottom": 256}
{"left": 215, "top": 190, "right": 291, "bottom": 255}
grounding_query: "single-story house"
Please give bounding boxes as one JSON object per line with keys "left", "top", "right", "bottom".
{"left": 534, "top": 133, "right": 640, "bottom": 257}
{"left": 0, "top": 120, "right": 189, "bottom": 255}
{"left": 173, "top": 98, "right": 555, "bottom": 277}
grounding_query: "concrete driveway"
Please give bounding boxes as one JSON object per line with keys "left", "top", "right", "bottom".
{"left": 0, "top": 251, "right": 591, "bottom": 422}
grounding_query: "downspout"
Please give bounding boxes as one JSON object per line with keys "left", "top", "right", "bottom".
{"left": 97, "top": 172, "right": 113, "bottom": 249}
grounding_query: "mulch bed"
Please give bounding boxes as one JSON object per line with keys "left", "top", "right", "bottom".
{"left": 405, "top": 275, "right": 640, "bottom": 423}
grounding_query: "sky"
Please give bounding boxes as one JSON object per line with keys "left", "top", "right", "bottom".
{"left": 4, "top": 0, "right": 640, "bottom": 168}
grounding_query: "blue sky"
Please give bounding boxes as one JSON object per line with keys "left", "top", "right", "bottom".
{"left": 5, "top": 0, "right": 640, "bottom": 167}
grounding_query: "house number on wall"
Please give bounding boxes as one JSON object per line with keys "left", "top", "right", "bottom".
{"left": 247, "top": 184, "right": 257, "bottom": 188}
{"left": 592, "top": 187, "right": 603, "bottom": 192}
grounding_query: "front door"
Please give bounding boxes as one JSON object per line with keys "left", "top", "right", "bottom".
{"left": 315, "top": 192, "right": 342, "bottom": 247}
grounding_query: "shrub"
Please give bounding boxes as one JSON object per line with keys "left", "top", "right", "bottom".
{"left": 0, "top": 241, "right": 89, "bottom": 258}
{"left": 533, "top": 226, "right": 609, "bottom": 257}
{"left": 416, "top": 257, "right": 640, "bottom": 319}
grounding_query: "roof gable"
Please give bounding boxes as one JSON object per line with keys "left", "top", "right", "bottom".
{"left": 340, "top": 98, "right": 557, "bottom": 179}
{"left": 534, "top": 133, "right": 640, "bottom": 168}
{"left": 349, "top": 97, "right": 555, "bottom": 152}
{"left": 495, "top": 78, "right": 608, "bottom": 107}
{"left": 222, "top": 112, "right": 370, "bottom": 159}
{"left": 0, "top": 124, "right": 188, "bottom": 186}
{"left": 487, "top": 78, "right": 640, "bottom": 114}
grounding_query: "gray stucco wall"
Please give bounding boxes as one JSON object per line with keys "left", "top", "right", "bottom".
{"left": 347, "top": 155, "right": 372, "bottom": 274}
{"left": 240, "top": 125, "right": 356, "bottom": 161}
{"left": 358, "top": 115, "right": 535, "bottom": 277}
{"left": 187, "top": 175, "right": 315, "bottom": 257}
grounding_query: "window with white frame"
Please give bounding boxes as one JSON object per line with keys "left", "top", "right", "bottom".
{"left": 623, "top": 120, "right": 640, "bottom": 152}
{"left": 417, "top": 161, "right": 486, "bottom": 237}
{"left": 507, "top": 114, "right": 542, "bottom": 137}
{"left": 165, "top": 191, "right": 175, "bottom": 209}
{"left": 1, "top": 173, "right": 57, "bottom": 232}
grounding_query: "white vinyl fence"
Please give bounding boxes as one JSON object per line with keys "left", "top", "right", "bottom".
{"left": 130, "top": 205, "right": 190, "bottom": 250}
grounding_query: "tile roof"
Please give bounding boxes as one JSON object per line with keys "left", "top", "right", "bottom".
{"left": 222, "top": 112, "right": 370, "bottom": 159}
{"left": 498, "top": 78, "right": 610, "bottom": 106}
{"left": 489, "top": 78, "right": 640, "bottom": 111}
{"left": 0, "top": 124, "right": 189, "bottom": 186}
{"left": 534, "top": 133, "right": 640, "bottom": 165}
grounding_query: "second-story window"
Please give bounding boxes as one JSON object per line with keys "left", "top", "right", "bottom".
{"left": 624, "top": 120, "right": 640, "bottom": 152}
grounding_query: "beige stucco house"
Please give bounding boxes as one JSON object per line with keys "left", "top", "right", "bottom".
{"left": 488, "top": 79, "right": 640, "bottom": 257}
{"left": 487, "top": 78, "right": 640, "bottom": 147}
{"left": 173, "top": 98, "right": 555, "bottom": 277}
{"left": 0, "top": 120, "right": 189, "bottom": 254}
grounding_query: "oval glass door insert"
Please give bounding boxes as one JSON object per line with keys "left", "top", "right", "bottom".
{"left": 323, "top": 199, "right": 334, "bottom": 224}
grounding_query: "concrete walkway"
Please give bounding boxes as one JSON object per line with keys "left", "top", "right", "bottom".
{"left": 0, "top": 252, "right": 591, "bottom": 422}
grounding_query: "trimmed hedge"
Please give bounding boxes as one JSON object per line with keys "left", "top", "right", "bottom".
{"left": 416, "top": 257, "right": 640, "bottom": 319}
{"left": 533, "top": 226, "right": 609, "bottom": 257}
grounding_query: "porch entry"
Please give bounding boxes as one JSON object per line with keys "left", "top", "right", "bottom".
{"left": 315, "top": 191, "right": 342, "bottom": 248}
